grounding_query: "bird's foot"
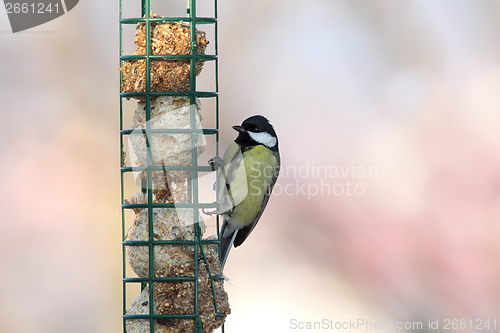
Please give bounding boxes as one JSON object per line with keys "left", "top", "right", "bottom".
{"left": 208, "top": 156, "right": 225, "bottom": 170}
{"left": 202, "top": 201, "right": 235, "bottom": 216}
{"left": 202, "top": 201, "right": 224, "bottom": 216}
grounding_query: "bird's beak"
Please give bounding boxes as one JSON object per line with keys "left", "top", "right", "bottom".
{"left": 232, "top": 125, "right": 245, "bottom": 133}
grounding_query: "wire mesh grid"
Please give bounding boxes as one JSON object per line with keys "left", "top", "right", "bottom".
{"left": 119, "top": 1, "right": 225, "bottom": 332}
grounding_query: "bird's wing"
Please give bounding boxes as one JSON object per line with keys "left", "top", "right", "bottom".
{"left": 218, "top": 149, "right": 280, "bottom": 269}
{"left": 233, "top": 150, "right": 280, "bottom": 247}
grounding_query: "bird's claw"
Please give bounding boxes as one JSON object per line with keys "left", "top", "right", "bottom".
{"left": 202, "top": 201, "right": 235, "bottom": 216}
{"left": 208, "top": 156, "right": 225, "bottom": 170}
{"left": 202, "top": 201, "right": 224, "bottom": 216}
{"left": 202, "top": 208, "right": 220, "bottom": 216}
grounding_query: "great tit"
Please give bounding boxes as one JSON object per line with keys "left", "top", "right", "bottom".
{"left": 208, "top": 115, "right": 280, "bottom": 269}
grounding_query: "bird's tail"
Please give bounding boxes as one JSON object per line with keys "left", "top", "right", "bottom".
{"left": 219, "top": 222, "right": 238, "bottom": 270}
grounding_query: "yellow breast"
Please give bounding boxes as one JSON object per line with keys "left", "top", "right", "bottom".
{"left": 228, "top": 145, "right": 278, "bottom": 227}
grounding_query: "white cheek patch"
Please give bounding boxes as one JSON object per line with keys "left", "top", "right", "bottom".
{"left": 248, "top": 131, "right": 277, "bottom": 148}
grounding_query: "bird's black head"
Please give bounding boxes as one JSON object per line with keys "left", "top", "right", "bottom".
{"left": 233, "top": 115, "right": 278, "bottom": 151}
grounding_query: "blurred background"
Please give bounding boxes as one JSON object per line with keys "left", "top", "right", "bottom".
{"left": 0, "top": 0, "right": 498, "bottom": 332}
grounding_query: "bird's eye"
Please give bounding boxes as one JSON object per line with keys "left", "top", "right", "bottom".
{"left": 251, "top": 125, "right": 260, "bottom": 132}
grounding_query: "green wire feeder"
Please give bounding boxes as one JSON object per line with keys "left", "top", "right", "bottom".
{"left": 119, "top": 1, "right": 229, "bottom": 332}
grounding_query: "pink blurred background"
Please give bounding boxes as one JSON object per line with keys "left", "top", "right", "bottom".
{"left": 0, "top": 1, "right": 498, "bottom": 332}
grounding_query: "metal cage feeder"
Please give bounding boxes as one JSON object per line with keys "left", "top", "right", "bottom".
{"left": 119, "top": 1, "right": 228, "bottom": 332}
